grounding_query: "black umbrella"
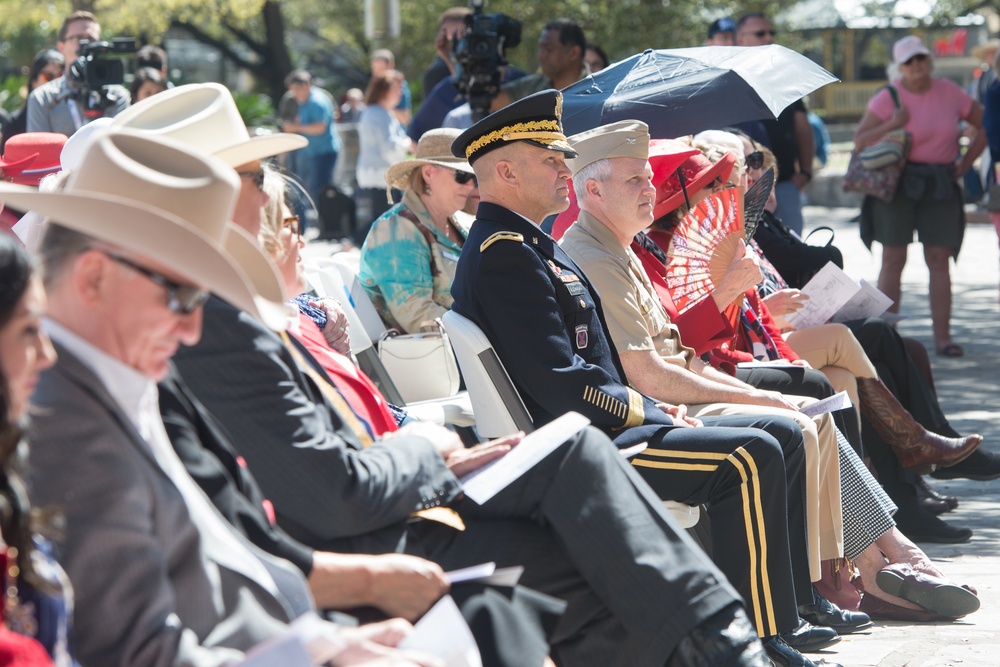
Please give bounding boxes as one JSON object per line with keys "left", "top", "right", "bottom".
{"left": 561, "top": 45, "right": 838, "bottom": 137}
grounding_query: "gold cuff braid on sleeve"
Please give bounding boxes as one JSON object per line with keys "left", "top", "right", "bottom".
{"left": 623, "top": 388, "right": 646, "bottom": 429}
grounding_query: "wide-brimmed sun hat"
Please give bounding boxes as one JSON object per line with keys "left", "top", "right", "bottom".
{"left": 651, "top": 140, "right": 736, "bottom": 220}
{"left": 111, "top": 82, "right": 307, "bottom": 167}
{"left": 384, "top": 128, "right": 474, "bottom": 191}
{"left": 0, "top": 130, "right": 289, "bottom": 330}
{"left": 0, "top": 132, "right": 67, "bottom": 186}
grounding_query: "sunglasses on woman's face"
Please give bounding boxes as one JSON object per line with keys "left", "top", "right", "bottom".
{"left": 283, "top": 215, "right": 300, "bottom": 238}
{"left": 903, "top": 54, "right": 929, "bottom": 66}
{"left": 453, "top": 170, "right": 478, "bottom": 186}
{"left": 745, "top": 151, "right": 764, "bottom": 170}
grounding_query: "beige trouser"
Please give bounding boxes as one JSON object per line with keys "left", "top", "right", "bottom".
{"left": 783, "top": 323, "right": 879, "bottom": 432}
{"left": 689, "top": 396, "right": 843, "bottom": 582}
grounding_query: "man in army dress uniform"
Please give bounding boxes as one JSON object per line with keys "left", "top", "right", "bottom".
{"left": 450, "top": 90, "right": 840, "bottom": 667}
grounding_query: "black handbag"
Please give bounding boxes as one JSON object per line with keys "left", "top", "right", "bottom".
{"left": 753, "top": 212, "right": 843, "bottom": 289}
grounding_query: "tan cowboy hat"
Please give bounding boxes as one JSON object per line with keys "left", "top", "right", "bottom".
{"left": 384, "top": 128, "right": 475, "bottom": 191}
{"left": 110, "top": 82, "right": 307, "bottom": 167}
{"left": 972, "top": 39, "right": 1000, "bottom": 62}
{"left": 0, "top": 130, "right": 290, "bottom": 330}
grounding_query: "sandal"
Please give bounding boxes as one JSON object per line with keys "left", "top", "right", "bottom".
{"left": 936, "top": 343, "right": 964, "bottom": 357}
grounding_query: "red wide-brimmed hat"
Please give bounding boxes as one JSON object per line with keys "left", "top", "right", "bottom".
{"left": 651, "top": 139, "right": 736, "bottom": 221}
{"left": 0, "top": 132, "right": 67, "bottom": 186}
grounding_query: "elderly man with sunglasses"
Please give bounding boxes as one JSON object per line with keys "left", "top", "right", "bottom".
{"left": 735, "top": 12, "right": 815, "bottom": 236}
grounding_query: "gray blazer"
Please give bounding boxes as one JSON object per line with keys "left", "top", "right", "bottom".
{"left": 28, "top": 343, "right": 298, "bottom": 667}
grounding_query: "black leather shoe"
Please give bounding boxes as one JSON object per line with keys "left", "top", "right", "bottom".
{"left": 778, "top": 618, "right": 841, "bottom": 652}
{"left": 895, "top": 511, "right": 973, "bottom": 544}
{"left": 763, "top": 636, "right": 843, "bottom": 667}
{"left": 666, "top": 602, "right": 771, "bottom": 666}
{"left": 931, "top": 447, "right": 1000, "bottom": 481}
{"left": 799, "top": 587, "right": 873, "bottom": 634}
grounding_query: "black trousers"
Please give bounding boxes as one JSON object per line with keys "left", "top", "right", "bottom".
{"left": 412, "top": 427, "right": 740, "bottom": 667}
{"left": 628, "top": 414, "right": 810, "bottom": 640}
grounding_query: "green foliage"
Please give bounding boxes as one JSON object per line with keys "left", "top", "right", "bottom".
{"left": 231, "top": 90, "right": 276, "bottom": 128}
{"left": 0, "top": 75, "right": 27, "bottom": 114}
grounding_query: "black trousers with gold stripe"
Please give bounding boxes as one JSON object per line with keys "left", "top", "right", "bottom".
{"left": 630, "top": 413, "right": 811, "bottom": 640}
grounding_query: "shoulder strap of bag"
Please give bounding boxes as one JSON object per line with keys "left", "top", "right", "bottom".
{"left": 397, "top": 206, "right": 442, "bottom": 277}
{"left": 885, "top": 85, "right": 902, "bottom": 110}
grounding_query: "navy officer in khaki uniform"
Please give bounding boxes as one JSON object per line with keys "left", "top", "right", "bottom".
{"left": 450, "top": 90, "right": 840, "bottom": 667}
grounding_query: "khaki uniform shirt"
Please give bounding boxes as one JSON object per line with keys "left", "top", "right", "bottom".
{"left": 560, "top": 211, "right": 696, "bottom": 370}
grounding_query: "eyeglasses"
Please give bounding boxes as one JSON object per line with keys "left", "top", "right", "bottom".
{"left": 903, "top": 54, "right": 929, "bottom": 66}
{"left": 745, "top": 151, "right": 764, "bottom": 170}
{"left": 283, "top": 214, "right": 300, "bottom": 237}
{"left": 745, "top": 29, "right": 776, "bottom": 38}
{"left": 453, "top": 170, "right": 478, "bottom": 186}
{"left": 105, "top": 252, "right": 209, "bottom": 315}
{"left": 238, "top": 169, "right": 265, "bottom": 190}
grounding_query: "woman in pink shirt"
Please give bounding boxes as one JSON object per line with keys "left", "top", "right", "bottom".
{"left": 854, "top": 35, "right": 986, "bottom": 357}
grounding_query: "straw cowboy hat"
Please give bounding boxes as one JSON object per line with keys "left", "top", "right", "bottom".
{"left": 111, "top": 82, "right": 307, "bottom": 167}
{"left": 0, "top": 130, "right": 290, "bottom": 330}
{"left": 384, "top": 128, "right": 475, "bottom": 191}
{"left": 0, "top": 133, "right": 66, "bottom": 185}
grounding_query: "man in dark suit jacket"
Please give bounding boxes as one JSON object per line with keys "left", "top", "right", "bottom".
{"left": 448, "top": 90, "right": 836, "bottom": 667}
{"left": 160, "top": 366, "right": 569, "bottom": 667}
{"left": 173, "top": 292, "right": 770, "bottom": 666}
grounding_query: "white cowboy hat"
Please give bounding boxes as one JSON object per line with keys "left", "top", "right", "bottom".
{"left": 110, "top": 82, "right": 307, "bottom": 167}
{"left": 384, "top": 128, "right": 475, "bottom": 191}
{"left": 0, "top": 130, "right": 290, "bottom": 330}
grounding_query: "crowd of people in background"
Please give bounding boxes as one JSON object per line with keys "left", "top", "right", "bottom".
{"left": 0, "top": 6, "right": 998, "bottom": 667}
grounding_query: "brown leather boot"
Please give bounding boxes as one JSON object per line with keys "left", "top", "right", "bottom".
{"left": 856, "top": 377, "right": 982, "bottom": 473}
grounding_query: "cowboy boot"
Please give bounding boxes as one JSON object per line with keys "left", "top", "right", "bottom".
{"left": 856, "top": 377, "right": 982, "bottom": 473}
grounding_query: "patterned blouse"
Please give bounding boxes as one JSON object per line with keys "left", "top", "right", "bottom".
{"left": 359, "top": 189, "right": 470, "bottom": 334}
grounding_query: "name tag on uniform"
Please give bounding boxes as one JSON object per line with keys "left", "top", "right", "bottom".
{"left": 566, "top": 282, "right": 586, "bottom": 296}
{"left": 441, "top": 249, "right": 461, "bottom": 263}
{"left": 575, "top": 325, "right": 589, "bottom": 349}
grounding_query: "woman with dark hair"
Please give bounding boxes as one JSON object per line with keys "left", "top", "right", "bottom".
{"left": 128, "top": 66, "right": 168, "bottom": 103}
{"left": 1, "top": 51, "right": 65, "bottom": 151}
{"left": 0, "top": 234, "right": 74, "bottom": 665}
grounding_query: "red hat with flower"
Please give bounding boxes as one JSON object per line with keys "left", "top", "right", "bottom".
{"left": 651, "top": 139, "right": 736, "bottom": 221}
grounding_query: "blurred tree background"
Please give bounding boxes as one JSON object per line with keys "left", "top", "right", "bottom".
{"left": 0, "top": 0, "right": 992, "bottom": 118}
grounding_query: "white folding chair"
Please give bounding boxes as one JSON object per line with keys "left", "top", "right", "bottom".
{"left": 442, "top": 311, "right": 699, "bottom": 529}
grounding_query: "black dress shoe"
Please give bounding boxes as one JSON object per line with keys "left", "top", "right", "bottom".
{"left": 799, "top": 587, "right": 873, "bottom": 634}
{"left": 895, "top": 511, "right": 973, "bottom": 544}
{"left": 778, "top": 618, "right": 841, "bottom": 652}
{"left": 915, "top": 475, "right": 957, "bottom": 514}
{"left": 666, "top": 602, "right": 771, "bottom": 666}
{"left": 763, "top": 637, "right": 843, "bottom": 667}
{"left": 931, "top": 447, "right": 1000, "bottom": 481}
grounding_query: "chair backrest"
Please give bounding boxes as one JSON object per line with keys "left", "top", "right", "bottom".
{"left": 326, "top": 255, "right": 390, "bottom": 343}
{"left": 442, "top": 310, "right": 534, "bottom": 438}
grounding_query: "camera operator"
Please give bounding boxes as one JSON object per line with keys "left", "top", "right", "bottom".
{"left": 27, "top": 11, "right": 130, "bottom": 137}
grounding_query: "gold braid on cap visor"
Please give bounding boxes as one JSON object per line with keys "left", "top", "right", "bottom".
{"left": 465, "top": 120, "right": 567, "bottom": 159}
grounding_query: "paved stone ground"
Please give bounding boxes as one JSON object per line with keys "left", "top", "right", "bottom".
{"left": 799, "top": 207, "right": 1000, "bottom": 667}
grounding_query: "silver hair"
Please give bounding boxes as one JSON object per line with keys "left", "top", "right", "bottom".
{"left": 572, "top": 158, "right": 615, "bottom": 202}
{"left": 37, "top": 223, "right": 94, "bottom": 289}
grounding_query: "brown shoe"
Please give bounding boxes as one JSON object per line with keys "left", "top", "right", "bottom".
{"left": 857, "top": 377, "right": 981, "bottom": 472}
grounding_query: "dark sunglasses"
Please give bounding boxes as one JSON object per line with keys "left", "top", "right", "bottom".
{"left": 903, "top": 54, "right": 929, "bottom": 66}
{"left": 105, "top": 252, "right": 209, "bottom": 315}
{"left": 745, "top": 151, "right": 764, "bottom": 170}
{"left": 453, "top": 170, "right": 478, "bottom": 186}
{"left": 283, "top": 214, "right": 300, "bottom": 237}
{"left": 237, "top": 168, "right": 265, "bottom": 190}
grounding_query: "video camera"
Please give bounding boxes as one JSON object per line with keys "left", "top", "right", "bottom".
{"left": 451, "top": 0, "right": 521, "bottom": 122}
{"left": 65, "top": 38, "right": 136, "bottom": 115}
